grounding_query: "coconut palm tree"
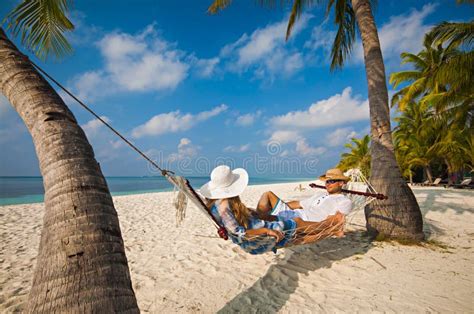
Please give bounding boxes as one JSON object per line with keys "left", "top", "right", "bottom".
{"left": 338, "top": 135, "right": 371, "bottom": 177}
{"left": 2, "top": 1, "right": 139, "bottom": 312}
{"left": 390, "top": 28, "right": 473, "bottom": 116}
{"left": 425, "top": 20, "right": 474, "bottom": 119}
{"left": 393, "top": 101, "right": 438, "bottom": 183}
{"left": 209, "top": 0, "right": 424, "bottom": 240}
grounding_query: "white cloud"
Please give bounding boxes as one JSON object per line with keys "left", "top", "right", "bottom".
{"left": 221, "top": 15, "right": 311, "bottom": 79}
{"left": 81, "top": 116, "right": 111, "bottom": 137}
{"left": 326, "top": 127, "right": 358, "bottom": 147}
{"left": 236, "top": 110, "right": 262, "bottom": 126}
{"left": 71, "top": 71, "right": 112, "bottom": 103}
{"left": 79, "top": 116, "right": 126, "bottom": 162}
{"left": 71, "top": 24, "right": 190, "bottom": 101}
{"left": 304, "top": 23, "right": 335, "bottom": 55}
{"left": 270, "top": 87, "right": 369, "bottom": 129}
{"left": 268, "top": 130, "right": 302, "bottom": 145}
{"left": 223, "top": 144, "right": 251, "bottom": 153}
{"left": 192, "top": 57, "right": 220, "bottom": 78}
{"left": 168, "top": 138, "right": 200, "bottom": 162}
{"left": 295, "top": 138, "right": 326, "bottom": 156}
{"left": 353, "top": 4, "right": 436, "bottom": 64}
{"left": 131, "top": 104, "right": 228, "bottom": 138}
{"left": 98, "top": 25, "right": 189, "bottom": 92}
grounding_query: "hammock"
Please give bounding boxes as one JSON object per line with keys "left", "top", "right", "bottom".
{"left": 172, "top": 168, "right": 384, "bottom": 255}
{"left": 25, "top": 60, "right": 385, "bottom": 255}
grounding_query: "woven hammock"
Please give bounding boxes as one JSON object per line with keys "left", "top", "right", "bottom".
{"left": 172, "top": 169, "right": 380, "bottom": 255}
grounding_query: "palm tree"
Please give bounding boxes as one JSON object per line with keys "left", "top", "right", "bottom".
{"left": 390, "top": 28, "right": 473, "bottom": 116}
{"left": 338, "top": 135, "right": 371, "bottom": 177}
{"left": 209, "top": 0, "right": 424, "bottom": 240}
{"left": 425, "top": 20, "right": 474, "bottom": 121}
{"left": 393, "top": 101, "right": 438, "bottom": 184}
{"left": 2, "top": 1, "right": 139, "bottom": 312}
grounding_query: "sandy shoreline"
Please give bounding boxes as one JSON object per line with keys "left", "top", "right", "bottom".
{"left": 1, "top": 181, "right": 473, "bottom": 312}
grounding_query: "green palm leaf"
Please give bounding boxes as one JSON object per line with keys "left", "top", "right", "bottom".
{"left": 4, "top": 0, "right": 74, "bottom": 60}
{"left": 429, "top": 20, "right": 474, "bottom": 49}
{"left": 329, "top": 0, "right": 355, "bottom": 70}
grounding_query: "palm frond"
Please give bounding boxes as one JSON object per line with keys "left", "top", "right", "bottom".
{"left": 207, "top": 0, "right": 233, "bottom": 14}
{"left": 397, "top": 78, "right": 426, "bottom": 111}
{"left": 428, "top": 20, "right": 474, "bottom": 49}
{"left": 329, "top": 0, "right": 356, "bottom": 71}
{"left": 4, "top": 0, "right": 75, "bottom": 60}
{"left": 435, "top": 50, "right": 474, "bottom": 90}
{"left": 286, "top": 0, "right": 303, "bottom": 40}
{"left": 400, "top": 52, "right": 427, "bottom": 70}
{"left": 389, "top": 71, "right": 421, "bottom": 88}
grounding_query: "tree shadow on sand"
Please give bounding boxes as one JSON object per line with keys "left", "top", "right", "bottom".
{"left": 218, "top": 231, "right": 372, "bottom": 313}
{"left": 415, "top": 188, "right": 474, "bottom": 238}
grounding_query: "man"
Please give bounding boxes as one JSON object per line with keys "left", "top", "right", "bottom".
{"left": 256, "top": 168, "right": 352, "bottom": 223}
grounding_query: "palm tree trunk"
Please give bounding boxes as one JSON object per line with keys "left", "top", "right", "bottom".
{"left": 425, "top": 166, "right": 433, "bottom": 183}
{"left": 351, "top": 0, "right": 424, "bottom": 241}
{"left": 445, "top": 158, "right": 454, "bottom": 185}
{"left": 0, "top": 28, "right": 139, "bottom": 312}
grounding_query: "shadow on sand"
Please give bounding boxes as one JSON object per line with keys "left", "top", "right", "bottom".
{"left": 218, "top": 231, "right": 372, "bottom": 313}
{"left": 415, "top": 188, "right": 473, "bottom": 238}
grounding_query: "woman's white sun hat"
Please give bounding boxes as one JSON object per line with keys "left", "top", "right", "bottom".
{"left": 199, "top": 165, "right": 249, "bottom": 199}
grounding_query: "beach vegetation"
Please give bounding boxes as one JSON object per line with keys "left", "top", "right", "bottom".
{"left": 1, "top": 1, "right": 139, "bottom": 312}
{"left": 389, "top": 19, "right": 473, "bottom": 185}
{"left": 337, "top": 135, "right": 371, "bottom": 178}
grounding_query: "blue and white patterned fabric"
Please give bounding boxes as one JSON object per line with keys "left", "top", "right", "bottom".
{"left": 210, "top": 199, "right": 296, "bottom": 254}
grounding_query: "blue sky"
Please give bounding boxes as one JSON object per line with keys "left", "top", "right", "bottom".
{"left": 0, "top": 1, "right": 471, "bottom": 177}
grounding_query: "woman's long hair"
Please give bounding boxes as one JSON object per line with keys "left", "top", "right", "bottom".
{"left": 228, "top": 196, "right": 251, "bottom": 228}
{"left": 206, "top": 196, "right": 251, "bottom": 228}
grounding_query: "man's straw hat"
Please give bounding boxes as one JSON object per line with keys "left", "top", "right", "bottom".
{"left": 319, "top": 168, "right": 350, "bottom": 182}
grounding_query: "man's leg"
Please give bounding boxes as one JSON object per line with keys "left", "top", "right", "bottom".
{"left": 256, "top": 191, "right": 280, "bottom": 218}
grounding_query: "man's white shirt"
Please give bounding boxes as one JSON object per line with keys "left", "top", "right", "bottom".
{"left": 296, "top": 191, "right": 352, "bottom": 222}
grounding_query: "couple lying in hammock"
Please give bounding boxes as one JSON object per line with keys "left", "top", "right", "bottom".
{"left": 200, "top": 166, "right": 352, "bottom": 254}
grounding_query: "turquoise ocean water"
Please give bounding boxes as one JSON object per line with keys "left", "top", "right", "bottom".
{"left": 0, "top": 176, "right": 311, "bottom": 206}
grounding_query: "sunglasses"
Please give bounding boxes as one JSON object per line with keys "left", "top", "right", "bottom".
{"left": 325, "top": 179, "right": 343, "bottom": 184}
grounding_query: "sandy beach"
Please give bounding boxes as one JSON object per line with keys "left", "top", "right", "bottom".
{"left": 1, "top": 181, "right": 473, "bottom": 313}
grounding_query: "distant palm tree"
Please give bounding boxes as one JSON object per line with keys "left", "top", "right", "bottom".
{"left": 389, "top": 35, "right": 447, "bottom": 112}
{"left": 209, "top": 0, "right": 424, "bottom": 240}
{"left": 425, "top": 20, "right": 473, "bottom": 118}
{"left": 338, "top": 135, "right": 371, "bottom": 177}
{"left": 2, "top": 1, "right": 139, "bottom": 312}
{"left": 390, "top": 28, "right": 473, "bottom": 116}
{"left": 393, "top": 101, "right": 437, "bottom": 183}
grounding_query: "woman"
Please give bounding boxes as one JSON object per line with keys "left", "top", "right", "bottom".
{"left": 200, "top": 165, "right": 297, "bottom": 254}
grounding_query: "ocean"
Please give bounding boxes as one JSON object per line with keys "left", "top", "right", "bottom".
{"left": 0, "top": 176, "right": 311, "bottom": 206}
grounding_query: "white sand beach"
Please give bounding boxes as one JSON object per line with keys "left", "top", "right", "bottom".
{"left": 1, "top": 182, "right": 473, "bottom": 313}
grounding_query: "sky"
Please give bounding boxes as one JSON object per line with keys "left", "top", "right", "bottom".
{"left": 0, "top": 0, "right": 472, "bottom": 177}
